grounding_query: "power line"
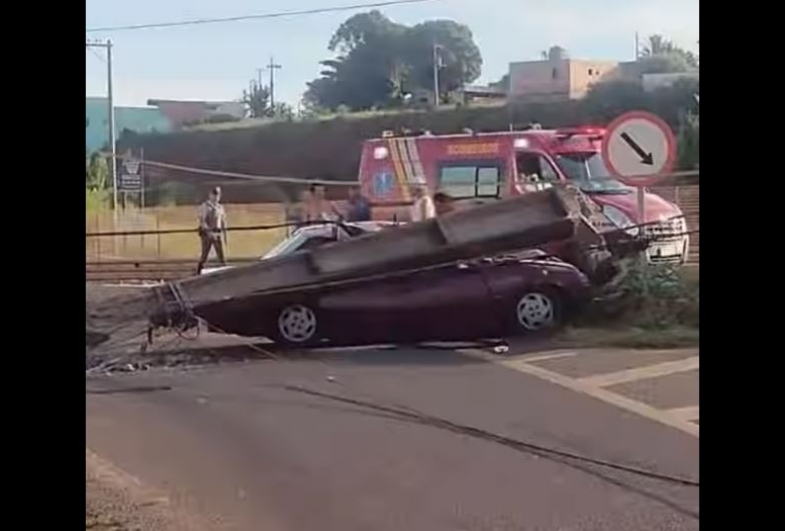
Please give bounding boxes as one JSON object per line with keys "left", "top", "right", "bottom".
{"left": 86, "top": 0, "right": 439, "bottom": 33}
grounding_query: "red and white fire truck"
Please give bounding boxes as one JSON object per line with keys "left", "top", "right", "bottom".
{"left": 357, "top": 126, "right": 688, "bottom": 265}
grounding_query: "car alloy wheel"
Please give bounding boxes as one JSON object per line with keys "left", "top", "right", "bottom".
{"left": 277, "top": 304, "right": 318, "bottom": 343}
{"left": 515, "top": 292, "right": 556, "bottom": 331}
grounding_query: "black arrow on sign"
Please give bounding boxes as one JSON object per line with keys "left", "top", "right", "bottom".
{"left": 620, "top": 132, "right": 653, "bottom": 165}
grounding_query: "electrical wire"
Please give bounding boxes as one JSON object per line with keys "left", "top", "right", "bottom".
{"left": 86, "top": 0, "right": 441, "bottom": 33}
{"left": 87, "top": 219, "right": 700, "bottom": 498}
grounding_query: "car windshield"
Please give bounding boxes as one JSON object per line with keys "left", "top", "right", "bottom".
{"left": 263, "top": 231, "right": 311, "bottom": 259}
{"left": 554, "top": 152, "right": 633, "bottom": 195}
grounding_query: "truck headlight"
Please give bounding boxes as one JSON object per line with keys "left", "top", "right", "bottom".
{"left": 603, "top": 205, "right": 639, "bottom": 236}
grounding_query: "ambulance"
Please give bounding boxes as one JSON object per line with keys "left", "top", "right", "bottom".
{"left": 357, "top": 127, "right": 689, "bottom": 265}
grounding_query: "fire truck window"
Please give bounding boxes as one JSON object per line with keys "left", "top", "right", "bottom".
{"left": 439, "top": 165, "right": 500, "bottom": 199}
{"left": 477, "top": 167, "right": 501, "bottom": 196}
{"left": 439, "top": 166, "right": 477, "bottom": 198}
{"left": 517, "top": 153, "right": 558, "bottom": 182}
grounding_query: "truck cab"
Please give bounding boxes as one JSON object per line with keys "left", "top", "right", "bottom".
{"left": 358, "top": 126, "right": 688, "bottom": 265}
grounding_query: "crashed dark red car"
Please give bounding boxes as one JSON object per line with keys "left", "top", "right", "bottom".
{"left": 196, "top": 249, "right": 590, "bottom": 347}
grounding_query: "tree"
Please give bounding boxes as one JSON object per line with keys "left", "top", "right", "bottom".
{"left": 639, "top": 34, "right": 698, "bottom": 74}
{"left": 305, "top": 11, "right": 483, "bottom": 111}
{"left": 86, "top": 152, "right": 108, "bottom": 191}
{"left": 242, "top": 82, "right": 272, "bottom": 118}
{"left": 490, "top": 73, "right": 510, "bottom": 93}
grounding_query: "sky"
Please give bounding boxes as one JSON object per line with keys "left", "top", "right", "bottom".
{"left": 85, "top": 0, "right": 699, "bottom": 108}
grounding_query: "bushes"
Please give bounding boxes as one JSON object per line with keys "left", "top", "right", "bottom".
{"left": 582, "top": 264, "right": 699, "bottom": 329}
{"left": 121, "top": 80, "right": 699, "bottom": 205}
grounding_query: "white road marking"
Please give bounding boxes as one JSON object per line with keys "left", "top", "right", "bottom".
{"left": 520, "top": 351, "right": 578, "bottom": 363}
{"left": 576, "top": 356, "right": 699, "bottom": 388}
{"left": 666, "top": 406, "right": 699, "bottom": 421}
{"left": 460, "top": 349, "right": 699, "bottom": 438}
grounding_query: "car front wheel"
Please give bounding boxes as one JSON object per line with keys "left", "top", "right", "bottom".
{"left": 511, "top": 289, "right": 561, "bottom": 334}
{"left": 275, "top": 303, "right": 319, "bottom": 346}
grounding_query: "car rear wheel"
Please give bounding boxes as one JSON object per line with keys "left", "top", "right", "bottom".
{"left": 511, "top": 289, "right": 561, "bottom": 334}
{"left": 275, "top": 303, "right": 319, "bottom": 346}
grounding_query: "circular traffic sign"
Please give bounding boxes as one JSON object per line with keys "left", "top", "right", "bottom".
{"left": 602, "top": 111, "right": 676, "bottom": 186}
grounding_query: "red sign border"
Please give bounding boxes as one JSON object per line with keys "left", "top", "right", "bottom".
{"left": 602, "top": 111, "right": 676, "bottom": 187}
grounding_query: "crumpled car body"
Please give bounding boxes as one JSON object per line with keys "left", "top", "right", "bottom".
{"left": 195, "top": 252, "right": 591, "bottom": 347}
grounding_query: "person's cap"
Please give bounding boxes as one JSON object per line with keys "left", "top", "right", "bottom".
{"left": 211, "top": 186, "right": 222, "bottom": 195}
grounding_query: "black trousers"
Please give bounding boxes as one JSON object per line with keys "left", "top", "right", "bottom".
{"left": 196, "top": 231, "right": 226, "bottom": 274}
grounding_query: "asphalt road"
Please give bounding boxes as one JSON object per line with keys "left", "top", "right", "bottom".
{"left": 86, "top": 342, "right": 699, "bottom": 531}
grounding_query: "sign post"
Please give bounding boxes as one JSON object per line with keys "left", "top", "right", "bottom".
{"left": 601, "top": 111, "right": 677, "bottom": 291}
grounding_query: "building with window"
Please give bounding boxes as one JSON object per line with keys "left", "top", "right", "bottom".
{"left": 86, "top": 97, "right": 173, "bottom": 153}
{"left": 508, "top": 58, "right": 629, "bottom": 101}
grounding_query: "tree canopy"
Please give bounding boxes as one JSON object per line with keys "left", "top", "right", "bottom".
{"left": 639, "top": 34, "right": 698, "bottom": 74}
{"left": 304, "top": 11, "right": 483, "bottom": 111}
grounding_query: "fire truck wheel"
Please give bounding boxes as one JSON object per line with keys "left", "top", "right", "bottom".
{"left": 511, "top": 288, "right": 562, "bottom": 334}
{"left": 274, "top": 303, "right": 320, "bottom": 346}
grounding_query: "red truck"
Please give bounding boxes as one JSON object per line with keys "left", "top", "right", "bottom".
{"left": 357, "top": 126, "right": 688, "bottom": 265}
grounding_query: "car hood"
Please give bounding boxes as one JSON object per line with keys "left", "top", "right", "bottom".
{"left": 589, "top": 192, "right": 682, "bottom": 223}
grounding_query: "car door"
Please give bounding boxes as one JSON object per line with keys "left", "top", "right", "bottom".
{"left": 318, "top": 261, "right": 496, "bottom": 344}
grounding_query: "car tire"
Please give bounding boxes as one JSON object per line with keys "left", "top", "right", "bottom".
{"left": 273, "top": 303, "right": 320, "bottom": 346}
{"left": 509, "top": 288, "right": 562, "bottom": 335}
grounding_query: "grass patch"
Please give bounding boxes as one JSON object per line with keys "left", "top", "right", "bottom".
{"left": 563, "top": 264, "right": 699, "bottom": 349}
{"left": 86, "top": 203, "right": 286, "bottom": 261}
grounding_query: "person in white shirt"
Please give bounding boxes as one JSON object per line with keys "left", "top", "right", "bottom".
{"left": 196, "top": 187, "right": 227, "bottom": 274}
{"left": 409, "top": 183, "right": 436, "bottom": 222}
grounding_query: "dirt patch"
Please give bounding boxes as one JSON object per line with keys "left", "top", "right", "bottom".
{"left": 553, "top": 326, "right": 699, "bottom": 350}
{"left": 86, "top": 449, "right": 208, "bottom": 531}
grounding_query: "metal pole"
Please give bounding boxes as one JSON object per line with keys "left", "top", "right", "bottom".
{"left": 267, "top": 57, "right": 281, "bottom": 107}
{"left": 432, "top": 44, "right": 440, "bottom": 108}
{"left": 637, "top": 185, "right": 648, "bottom": 294}
{"left": 106, "top": 40, "right": 117, "bottom": 213}
{"left": 634, "top": 32, "right": 640, "bottom": 60}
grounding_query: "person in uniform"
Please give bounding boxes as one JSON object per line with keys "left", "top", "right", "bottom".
{"left": 196, "top": 187, "right": 227, "bottom": 274}
{"left": 409, "top": 182, "right": 436, "bottom": 222}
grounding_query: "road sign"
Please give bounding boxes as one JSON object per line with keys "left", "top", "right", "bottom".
{"left": 118, "top": 151, "right": 143, "bottom": 192}
{"left": 602, "top": 111, "right": 676, "bottom": 187}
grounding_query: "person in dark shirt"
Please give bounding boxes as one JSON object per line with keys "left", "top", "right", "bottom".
{"left": 344, "top": 186, "right": 372, "bottom": 222}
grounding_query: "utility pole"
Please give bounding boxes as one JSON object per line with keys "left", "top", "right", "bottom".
{"left": 634, "top": 31, "right": 640, "bottom": 60}
{"left": 432, "top": 43, "right": 442, "bottom": 108}
{"left": 266, "top": 56, "right": 282, "bottom": 107}
{"left": 86, "top": 39, "right": 117, "bottom": 212}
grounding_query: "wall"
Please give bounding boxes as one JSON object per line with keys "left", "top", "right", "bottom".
{"left": 509, "top": 60, "right": 571, "bottom": 100}
{"left": 86, "top": 97, "right": 172, "bottom": 153}
{"left": 567, "top": 60, "right": 623, "bottom": 99}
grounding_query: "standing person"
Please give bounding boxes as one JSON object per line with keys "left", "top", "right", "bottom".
{"left": 196, "top": 187, "right": 227, "bottom": 275}
{"left": 344, "top": 185, "right": 372, "bottom": 222}
{"left": 409, "top": 182, "right": 436, "bottom": 222}
{"left": 310, "top": 183, "right": 340, "bottom": 221}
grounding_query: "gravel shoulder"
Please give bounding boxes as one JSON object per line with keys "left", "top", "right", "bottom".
{"left": 86, "top": 449, "right": 207, "bottom": 531}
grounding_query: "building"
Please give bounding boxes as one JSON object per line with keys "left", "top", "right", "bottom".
{"left": 508, "top": 58, "right": 627, "bottom": 101}
{"left": 146, "top": 99, "right": 247, "bottom": 128}
{"left": 86, "top": 97, "right": 173, "bottom": 153}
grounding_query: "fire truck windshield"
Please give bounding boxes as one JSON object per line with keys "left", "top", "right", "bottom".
{"left": 554, "top": 152, "right": 633, "bottom": 194}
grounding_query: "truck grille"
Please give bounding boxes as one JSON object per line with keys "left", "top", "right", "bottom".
{"left": 644, "top": 218, "right": 684, "bottom": 239}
